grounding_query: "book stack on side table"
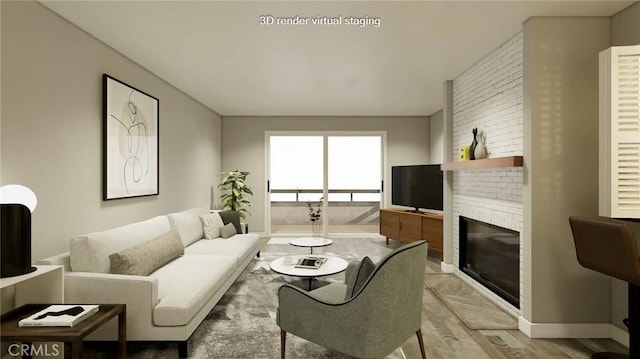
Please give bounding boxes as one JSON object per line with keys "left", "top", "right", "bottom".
{"left": 1, "top": 303, "right": 127, "bottom": 359}
{"left": 18, "top": 304, "right": 99, "bottom": 327}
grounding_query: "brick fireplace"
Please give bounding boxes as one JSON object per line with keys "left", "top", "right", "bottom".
{"left": 459, "top": 215, "right": 521, "bottom": 308}
{"left": 443, "top": 17, "right": 623, "bottom": 341}
{"left": 451, "top": 31, "right": 524, "bottom": 314}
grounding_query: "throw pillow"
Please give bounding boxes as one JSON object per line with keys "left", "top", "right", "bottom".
{"left": 345, "top": 256, "right": 376, "bottom": 300}
{"left": 220, "top": 222, "right": 237, "bottom": 239}
{"left": 218, "top": 211, "right": 242, "bottom": 234}
{"left": 168, "top": 207, "right": 210, "bottom": 247}
{"left": 109, "top": 229, "right": 184, "bottom": 276}
{"left": 200, "top": 212, "right": 225, "bottom": 239}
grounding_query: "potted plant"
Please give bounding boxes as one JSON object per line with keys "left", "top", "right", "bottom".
{"left": 218, "top": 170, "right": 253, "bottom": 219}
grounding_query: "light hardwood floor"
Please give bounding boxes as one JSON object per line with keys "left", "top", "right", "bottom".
{"left": 407, "top": 253, "right": 627, "bottom": 358}
{"left": 261, "top": 236, "right": 628, "bottom": 358}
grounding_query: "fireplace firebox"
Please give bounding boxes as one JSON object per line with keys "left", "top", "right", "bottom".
{"left": 459, "top": 216, "right": 520, "bottom": 308}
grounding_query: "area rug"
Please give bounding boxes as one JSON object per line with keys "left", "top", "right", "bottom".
{"left": 424, "top": 273, "right": 518, "bottom": 330}
{"left": 83, "top": 237, "right": 406, "bottom": 358}
{"left": 186, "top": 239, "right": 404, "bottom": 358}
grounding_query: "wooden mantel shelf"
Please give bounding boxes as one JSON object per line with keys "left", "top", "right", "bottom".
{"left": 440, "top": 156, "right": 523, "bottom": 171}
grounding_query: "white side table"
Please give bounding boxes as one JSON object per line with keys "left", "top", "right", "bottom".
{"left": 1, "top": 265, "right": 65, "bottom": 358}
{"left": 0, "top": 265, "right": 64, "bottom": 313}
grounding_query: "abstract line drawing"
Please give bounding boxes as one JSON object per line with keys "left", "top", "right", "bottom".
{"left": 103, "top": 74, "right": 159, "bottom": 200}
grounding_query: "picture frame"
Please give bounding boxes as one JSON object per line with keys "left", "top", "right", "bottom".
{"left": 103, "top": 74, "right": 159, "bottom": 200}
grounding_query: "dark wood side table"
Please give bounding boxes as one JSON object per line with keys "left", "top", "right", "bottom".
{"left": 0, "top": 304, "right": 126, "bottom": 359}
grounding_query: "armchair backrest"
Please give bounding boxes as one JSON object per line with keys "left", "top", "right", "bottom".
{"left": 348, "top": 240, "right": 427, "bottom": 355}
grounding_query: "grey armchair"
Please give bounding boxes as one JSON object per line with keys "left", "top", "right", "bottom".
{"left": 277, "top": 240, "right": 428, "bottom": 359}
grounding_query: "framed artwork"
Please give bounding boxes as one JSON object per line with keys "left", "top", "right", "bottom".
{"left": 103, "top": 74, "right": 159, "bottom": 200}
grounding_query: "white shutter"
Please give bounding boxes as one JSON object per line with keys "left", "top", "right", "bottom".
{"left": 599, "top": 46, "right": 640, "bottom": 219}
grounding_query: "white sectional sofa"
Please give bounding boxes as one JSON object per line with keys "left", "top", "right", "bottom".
{"left": 37, "top": 207, "right": 261, "bottom": 358}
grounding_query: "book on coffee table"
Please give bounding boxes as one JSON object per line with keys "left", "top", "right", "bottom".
{"left": 295, "top": 256, "right": 328, "bottom": 269}
{"left": 18, "top": 305, "right": 99, "bottom": 327}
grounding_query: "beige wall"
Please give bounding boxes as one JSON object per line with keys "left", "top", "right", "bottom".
{"left": 428, "top": 110, "right": 444, "bottom": 164}
{"left": 610, "top": 1, "right": 640, "bottom": 334}
{"left": 611, "top": 1, "right": 640, "bottom": 46}
{"left": 523, "top": 17, "right": 610, "bottom": 323}
{"left": 221, "top": 116, "right": 430, "bottom": 233}
{"left": 1, "top": 1, "right": 222, "bottom": 261}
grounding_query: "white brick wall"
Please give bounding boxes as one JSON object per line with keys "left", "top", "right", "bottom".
{"left": 452, "top": 31, "right": 524, "bottom": 313}
{"left": 453, "top": 31, "right": 523, "bottom": 201}
{"left": 455, "top": 168, "right": 523, "bottom": 202}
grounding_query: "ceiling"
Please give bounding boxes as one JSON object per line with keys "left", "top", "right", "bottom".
{"left": 41, "top": 1, "right": 633, "bottom": 117}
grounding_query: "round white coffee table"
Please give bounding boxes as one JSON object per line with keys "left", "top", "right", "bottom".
{"left": 289, "top": 237, "right": 333, "bottom": 254}
{"left": 270, "top": 254, "right": 348, "bottom": 290}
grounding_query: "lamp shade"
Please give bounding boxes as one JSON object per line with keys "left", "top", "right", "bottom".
{"left": 0, "top": 184, "right": 37, "bottom": 212}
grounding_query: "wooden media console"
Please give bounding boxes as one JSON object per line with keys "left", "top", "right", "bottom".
{"left": 380, "top": 208, "right": 443, "bottom": 257}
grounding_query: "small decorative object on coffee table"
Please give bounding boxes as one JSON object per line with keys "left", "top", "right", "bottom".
{"left": 294, "top": 256, "right": 328, "bottom": 269}
{"left": 289, "top": 237, "right": 333, "bottom": 254}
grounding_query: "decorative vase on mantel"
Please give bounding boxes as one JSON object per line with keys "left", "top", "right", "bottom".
{"left": 474, "top": 129, "right": 488, "bottom": 160}
{"left": 469, "top": 128, "right": 478, "bottom": 160}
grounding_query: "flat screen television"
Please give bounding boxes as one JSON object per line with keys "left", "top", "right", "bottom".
{"left": 391, "top": 164, "right": 443, "bottom": 212}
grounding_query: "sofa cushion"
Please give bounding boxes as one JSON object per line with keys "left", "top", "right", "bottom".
{"left": 70, "top": 215, "right": 171, "bottom": 273}
{"left": 150, "top": 255, "right": 236, "bottom": 326}
{"left": 220, "top": 223, "right": 237, "bottom": 239}
{"left": 168, "top": 207, "right": 210, "bottom": 247}
{"left": 184, "top": 233, "right": 260, "bottom": 265}
{"left": 218, "top": 211, "right": 242, "bottom": 234}
{"left": 110, "top": 229, "right": 184, "bottom": 276}
{"left": 200, "top": 212, "right": 224, "bottom": 239}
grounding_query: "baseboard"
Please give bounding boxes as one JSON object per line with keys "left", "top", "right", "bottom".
{"left": 440, "top": 262, "right": 455, "bottom": 273}
{"left": 518, "top": 317, "right": 629, "bottom": 347}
